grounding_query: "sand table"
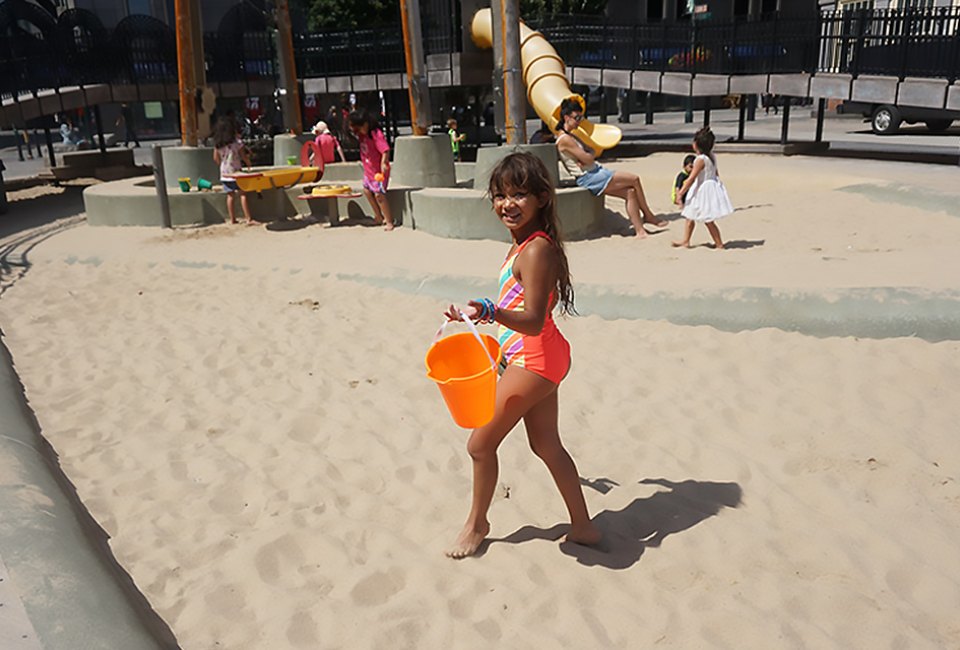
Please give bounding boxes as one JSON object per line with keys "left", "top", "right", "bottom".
{"left": 1, "top": 154, "right": 959, "bottom": 648}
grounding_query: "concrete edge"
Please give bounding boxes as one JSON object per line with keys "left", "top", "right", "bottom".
{"left": 0, "top": 335, "right": 180, "bottom": 649}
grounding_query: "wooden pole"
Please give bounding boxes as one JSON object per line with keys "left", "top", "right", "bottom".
{"left": 275, "top": 0, "right": 303, "bottom": 134}
{"left": 399, "top": 0, "right": 431, "bottom": 135}
{"left": 175, "top": 0, "right": 198, "bottom": 146}
{"left": 501, "top": 0, "right": 525, "bottom": 144}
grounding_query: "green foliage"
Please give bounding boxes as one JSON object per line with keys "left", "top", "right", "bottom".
{"left": 520, "top": 0, "right": 607, "bottom": 20}
{"left": 292, "top": 0, "right": 606, "bottom": 32}
{"left": 296, "top": 0, "right": 399, "bottom": 30}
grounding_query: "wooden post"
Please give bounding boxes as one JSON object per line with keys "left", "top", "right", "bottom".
{"left": 399, "top": 0, "right": 431, "bottom": 135}
{"left": 175, "top": 0, "right": 198, "bottom": 146}
{"left": 275, "top": 0, "right": 303, "bottom": 134}
{"left": 501, "top": 0, "right": 526, "bottom": 144}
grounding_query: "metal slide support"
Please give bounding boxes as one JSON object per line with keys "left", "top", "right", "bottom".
{"left": 152, "top": 146, "right": 172, "bottom": 229}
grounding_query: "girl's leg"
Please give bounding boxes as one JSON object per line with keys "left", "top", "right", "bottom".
{"left": 362, "top": 188, "right": 384, "bottom": 224}
{"left": 239, "top": 191, "right": 254, "bottom": 225}
{"left": 524, "top": 390, "right": 602, "bottom": 546}
{"left": 447, "top": 366, "right": 558, "bottom": 559}
{"left": 375, "top": 192, "right": 395, "bottom": 230}
{"left": 225, "top": 192, "right": 237, "bottom": 224}
{"left": 672, "top": 219, "right": 696, "bottom": 248}
{"left": 705, "top": 221, "right": 724, "bottom": 249}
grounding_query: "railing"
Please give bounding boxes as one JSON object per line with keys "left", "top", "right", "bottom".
{"left": 818, "top": 7, "right": 960, "bottom": 81}
{"left": 2, "top": 7, "right": 959, "bottom": 104}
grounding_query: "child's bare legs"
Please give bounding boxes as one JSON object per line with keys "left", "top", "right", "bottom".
{"left": 447, "top": 367, "right": 563, "bottom": 559}
{"left": 225, "top": 192, "right": 237, "bottom": 224}
{"left": 672, "top": 219, "right": 696, "bottom": 248}
{"left": 524, "top": 390, "right": 601, "bottom": 546}
{"left": 705, "top": 221, "right": 724, "bottom": 249}
{"left": 376, "top": 192, "right": 394, "bottom": 231}
{"left": 238, "top": 191, "right": 254, "bottom": 224}
{"left": 604, "top": 171, "right": 665, "bottom": 237}
{"left": 362, "top": 189, "right": 395, "bottom": 230}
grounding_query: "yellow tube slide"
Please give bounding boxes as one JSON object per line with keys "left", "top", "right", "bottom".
{"left": 470, "top": 7, "right": 621, "bottom": 152}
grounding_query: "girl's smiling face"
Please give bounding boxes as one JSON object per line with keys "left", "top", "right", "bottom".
{"left": 492, "top": 184, "right": 545, "bottom": 234}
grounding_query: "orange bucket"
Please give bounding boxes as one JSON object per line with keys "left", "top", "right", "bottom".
{"left": 426, "top": 320, "right": 501, "bottom": 429}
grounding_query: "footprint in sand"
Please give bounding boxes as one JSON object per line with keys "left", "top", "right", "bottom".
{"left": 349, "top": 567, "right": 405, "bottom": 606}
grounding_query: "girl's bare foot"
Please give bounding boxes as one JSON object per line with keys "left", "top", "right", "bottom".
{"left": 643, "top": 214, "right": 668, "bottom": 227}
{"left": 671, "top": 240, "right": 690, "bottom": 248}
{"left": 565, "top": 522, "right": 602, "bottom": 547}
{"left": 446, "top": 521, "right": 490, "bottom": 559}
{"left": 633, "top": 229, "right": 648, "bottom": 239}
{"left": 384, "top": 222, "right": 395, "bottom": 231}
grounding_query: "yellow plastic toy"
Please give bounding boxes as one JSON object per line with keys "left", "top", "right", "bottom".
{"left": 226, "top": 167, "right": 320, "bottom": 193}
{"left": 311, "top": 185, "right": 354, "bottom": 197}
{"left": 470, "top": 8, "right": 622, "bottom": 152}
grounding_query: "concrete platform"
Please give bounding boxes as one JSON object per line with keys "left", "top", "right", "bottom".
{"left": 409, "top": 185, "right": 605, "bottom": 241}
{"left": 84, "top": 176, "right": 296, "bottom": 227}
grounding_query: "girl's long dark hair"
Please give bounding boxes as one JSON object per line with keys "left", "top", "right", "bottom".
{"left": 694, "top": 126, "right": 716, "bottom": 155}
{"left": 348, "top": 108, "right": 381, "bottom": 134}
{"left": 488, "top": 152, "right": 576, "bottom": 316}
{"left": 213, "top": 116, "right": 238, "bottom": 149}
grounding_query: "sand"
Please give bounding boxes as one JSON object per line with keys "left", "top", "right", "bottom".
{"left": 1, "top": 153, "right": 959, "bottom": 649}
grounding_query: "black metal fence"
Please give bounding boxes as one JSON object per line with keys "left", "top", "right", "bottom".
{"left": 2, "top": 6, "right": 959, "bottom": 103}
{"left": 818, "top": 7, "right": 960, "bottom": 81}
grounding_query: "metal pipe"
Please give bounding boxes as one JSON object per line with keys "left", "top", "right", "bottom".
{"left": 152, "top": 146, "right": 172, "bottom": 229}
{"left": 399, "top": 0, "right": 431, "bottom": 135}
{"left": 815, "top": 97, "right": 825, "bottom": 143}
{"left": 175, "top": 0, "right": 198, "bottom": 146}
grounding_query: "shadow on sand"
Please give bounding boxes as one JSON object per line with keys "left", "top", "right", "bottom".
{"left": 1, "top": 185, "right": 87, "bottom": 295}
{"left": 486, "top": 477, "right": 742, "bottom": 569}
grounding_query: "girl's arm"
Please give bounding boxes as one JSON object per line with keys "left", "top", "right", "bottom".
{"left": 676, "top": 157, "right": 705, "bottom": 202}
{"left": 212, "top": 148, "right": 220, "bottom": 163}
{"left": 556, "top": 133, "right": 595, "bottom": 167}
{"left": 336, "top": 139, "right": 346, "bottom": 162}
{"left": 380, "top": 150, "right": 390, "bottom": 175}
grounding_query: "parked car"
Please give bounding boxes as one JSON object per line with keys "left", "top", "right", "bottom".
{"left": 838, "top": 101, "right": 959, "bottom": 135}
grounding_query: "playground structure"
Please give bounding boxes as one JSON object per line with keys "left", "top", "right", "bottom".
{"left": 470, "top": 7, "right": 621, "bottom": 153}
{"left": 83, "top": 5, "right": 609, "bottom": 240}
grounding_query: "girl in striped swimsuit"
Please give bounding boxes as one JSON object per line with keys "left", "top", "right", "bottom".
{"left": 444, "top": 152, "right": 601, "bottom": 558}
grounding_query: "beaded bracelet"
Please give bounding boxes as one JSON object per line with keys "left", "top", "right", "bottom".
{"left": 472, "top": 297, "right": 497, "bottom": 324}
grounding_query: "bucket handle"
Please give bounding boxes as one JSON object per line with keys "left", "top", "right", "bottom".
{"left": 434, "top": 311, "right": 497, "bottom": 372}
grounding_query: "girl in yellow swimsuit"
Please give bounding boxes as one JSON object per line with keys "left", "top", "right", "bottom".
{"left": 443, "top": 152, "right": 601, "bottom": 559}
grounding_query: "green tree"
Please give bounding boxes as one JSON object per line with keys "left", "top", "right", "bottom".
{"left": 296, "top": 0, "right": 400, "bottom": 30}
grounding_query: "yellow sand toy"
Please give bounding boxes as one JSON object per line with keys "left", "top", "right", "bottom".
{"left": 296, "top": 184, "right": 361, "bottom": 200}
{"left": 226, "top": 167, "right": 321, "bottom": 192}
{"left": 470, "top": 8, "right": 622, "bottom": 153}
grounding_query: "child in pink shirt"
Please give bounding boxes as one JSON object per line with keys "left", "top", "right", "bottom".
{"left": 348, "top": 109, "right": 394, "bottom": 231}
{"left": 311, "top": 120, "right": 346, "bottom": 164}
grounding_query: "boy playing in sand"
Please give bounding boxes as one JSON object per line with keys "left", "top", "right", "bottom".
{"left": 672, "top": 154, "right": 696, "bottom": 206}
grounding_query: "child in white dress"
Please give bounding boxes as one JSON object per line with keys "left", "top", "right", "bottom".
{"left": 673, "top": 127, "right": 733, "bottom": 249}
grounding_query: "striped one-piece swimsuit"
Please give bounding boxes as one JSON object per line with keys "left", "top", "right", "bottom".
{"left": 496, "top": 231, "right": 571, "bottom": 385}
